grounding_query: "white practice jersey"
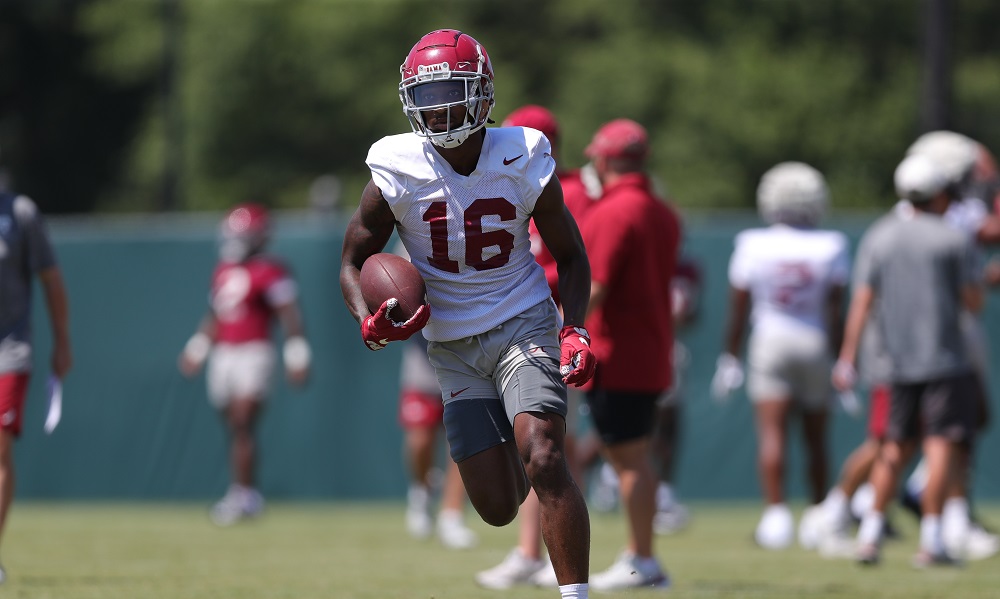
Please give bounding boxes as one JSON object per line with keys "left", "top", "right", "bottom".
{"left": 729, "top": 225, "right": 850, "bottom": 335}
{"left": 367, "top": 127, "right": 554, "bottom": 342}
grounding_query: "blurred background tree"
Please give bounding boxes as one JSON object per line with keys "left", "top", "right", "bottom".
{"left": 1, "top": 0, "right": 999, "bottom": 214}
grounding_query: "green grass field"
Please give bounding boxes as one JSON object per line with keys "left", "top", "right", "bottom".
{"left": 3, "top": 501, "right": 998, "bottom": 598}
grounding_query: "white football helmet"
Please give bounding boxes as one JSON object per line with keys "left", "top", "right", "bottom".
{"left": 399, "top": 29, "right": 495, "bottom": 149}
{"left": 905, "top": 130, "right": 978, "bottom": 188}
{"left": 756, "top": 162, "right": 829, "bottom": 226}
{"left": 894, "top": 154, "right": 948, "bottom": 203}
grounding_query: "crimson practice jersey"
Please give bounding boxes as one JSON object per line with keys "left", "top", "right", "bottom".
{"left": 367, "top": 127, "right": 554, "bottom": 342}
{"left": 210, "top": 256, "right": 298, "bottom": 343}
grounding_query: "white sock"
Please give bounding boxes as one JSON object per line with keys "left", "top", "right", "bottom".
{"left": 942, "top": 497, "right": 969, "bottom": 527}
{"left": 437, "top": 508, "right": 464, "bottom": 527}
{"left": 857, "top": 511, "right": 885, "bottom": 546}
{"left": 407, "top": 484, "right": 429, "bottom": 510}
{"left": 656, "top": 483, "right": 675, "bottom": 510}
{"left": 906, "top": 458, "right": 928, "bottom": 496}
{"left": 823, "top": 487, "right": 849, "bottom": 529}
{"left": 559, "top": 583, "right": 588, "bottom": 598}
{"left": 920, "top": 514, "right": 944, "bottom": 555}
{"left": 850, "top": 483, "right": 875, "bottom": 520}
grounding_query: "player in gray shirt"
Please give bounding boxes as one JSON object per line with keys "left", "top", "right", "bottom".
{"left": 0, "top": 190, "right": 72, "bottom": 582}
{"left": 833, "top": 154, "right": 982, "bottom": 567}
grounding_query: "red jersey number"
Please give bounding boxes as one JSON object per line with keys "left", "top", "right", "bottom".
{"left": 422, "top": 198, "right": 515, "bottom": 272}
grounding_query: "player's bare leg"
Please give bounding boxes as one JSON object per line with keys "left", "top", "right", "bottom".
{"left": 800, "top": 408, "right": 829, "bottom": 505}
{"left": 211, "top": 397, "right": 263, "bottom": 526}
{"left": 602, "top": 437, "right": 657, "bottom": 558}
{"left": 752, "top": 398, "right": 794, "bottom": 549}
{"left": 437, "top": 456, "right": 477, "bottom": 549}
{"left": 0, "top": 430, "right": 13, "bottom": 581}
{"left": 226, "top": 398, "right": 262, "bottom": 488}
{"left": 856, "top": 440, "right": 916, "bottom": 562}
{"left": 456, "top": 441, "right": 528, "bottom": 527}
{"left": 403, "top": 425, "right": 436, "bottom": 539}
{"left": 514, "top": 411, "right": 589, "bottom": 586}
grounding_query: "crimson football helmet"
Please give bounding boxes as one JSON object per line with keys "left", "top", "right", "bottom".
{"left": 399, "top": 29, "right": 495, "bottom": 149}
{"left": 219, "top": 203, "right": 271, "bottom": 262}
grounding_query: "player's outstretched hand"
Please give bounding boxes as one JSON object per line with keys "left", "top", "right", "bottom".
{"left": 710, "top": 353, "right": 744, "bottom": 403}
{"left": 361, "top": 298, "right": 430, "bottom": 351}
{"left": 558, "top": 326, "right": 596, "bottom": 386}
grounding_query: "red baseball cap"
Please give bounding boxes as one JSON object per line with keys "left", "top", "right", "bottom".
{"left": 502, "top": 105, "right": 559, "bottom": 143}
{"left": 585, "top": 118, "right": 649, "bottom": 159}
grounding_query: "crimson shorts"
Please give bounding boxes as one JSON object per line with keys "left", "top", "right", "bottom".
{"left": 867, "top": 383, "right": 891, "bottom": 440}
{"left": 0, "top": 372, "right": 30, "bottom": 437}
{"left": 399, "top": 390, "right": 444, "bottom": 430}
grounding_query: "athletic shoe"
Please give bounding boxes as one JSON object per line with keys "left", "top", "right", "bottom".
{"left": 654, "top": 503, "right": 691, "bottom": 535}
{"left": 474, "top": 548, "right": 545, "bottom": 590}
{"left": 209, "top": 486, "right": 263, "bottom": 527}
{"left": 964, "top": 525, "right": 1000, "bottom": 561}
{"left": 590, "top": 551, "right": 670, "bottom": 592}
{"left": 911, "top": 550, "right": 962, "bottom": 569}
{"left": 818, "top": 531, "right": 858, "bottom": 559}
{"left": 405, "top": 485, "right": 433, "bottom": 540}
{"left": 529, "top": 560, "right": 559, "bottom": 588}
{"left": 797, "top": 505, "right": 827, "bottom": 550}
{"left": 856, "top": 542, "right": 881, "bottom": 566}
{"left": 755, "top": 504, "right": 794, "bottom": 550}
{"left": 437, "top": 511, "right": 477, "bottom": 550}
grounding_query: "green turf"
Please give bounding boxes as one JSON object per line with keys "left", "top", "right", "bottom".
{"left": 2, "top": 501, "right": 998, "bottom": 598}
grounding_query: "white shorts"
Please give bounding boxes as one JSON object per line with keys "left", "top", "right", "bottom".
{"left": 206, "top": 341, "right": 276, "bottom": 409}
{"left": 746, "top": 328, "right": 832, "bottom": 410}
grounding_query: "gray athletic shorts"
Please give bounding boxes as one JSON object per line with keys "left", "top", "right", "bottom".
{"left": 427, "top": 299, "right": 567, "bottom": 462}
{"left": 746, "top": 327, "right": 832, "bottom": 411}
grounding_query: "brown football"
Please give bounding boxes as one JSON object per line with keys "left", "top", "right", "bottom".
{"left": 360, "top": 253, "right": 427, "bottom": 323}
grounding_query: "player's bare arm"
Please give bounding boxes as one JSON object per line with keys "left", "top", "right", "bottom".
{"left": 275, "top": 301, "right": 310, "bottom": 385}
{"left": 531, "top": 177, "right": 590, "bottom": 327}
{"left": 179, "top": 313, "right": 218, "bottom": 377}
{"left": 340, "top": 180, "right": 398, "bottom": 325}
{"left": 722, "top": 287, "right": 751, "bottom": 358}
{"left": 38, "top": 266, "right": 72, "bottom": 378}
{"left": 832, "top": 284, "right": 874, "bottom": 390}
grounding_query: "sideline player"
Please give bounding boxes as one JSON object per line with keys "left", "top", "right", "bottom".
{"left": 580, "top": 118, "right": 679, "bottom": 590}
{"left": 712, "top": 162, "right": 849, "bottom": 549}
{"left": 179, "top": 203, "right": 311, "bottom": 526}
{"left": 474, "top": 104, "right": 598, "bottom": 590}
{"left": 0, "top": 189, "right": 72, "bottom": 582}
{"left": 339, "top": 30, "right": 594, "bottom": 599}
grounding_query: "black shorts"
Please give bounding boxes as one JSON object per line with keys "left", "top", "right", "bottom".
{"left": 585, "top": 388, "right": 660, "bottom": 446}
{"left": 889, "top": 371, "right": 978, "bottom": 444}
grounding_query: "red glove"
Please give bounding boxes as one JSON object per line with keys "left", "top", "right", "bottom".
{"left": 559, "top": 325, "right": 596, "bottom": 386}
{"left": 361, "top": 298, "right": 430, "bottom": 351}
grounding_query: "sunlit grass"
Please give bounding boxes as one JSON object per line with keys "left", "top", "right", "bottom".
{"left": 3, "top": 502, "right": 998, "bottom": 598}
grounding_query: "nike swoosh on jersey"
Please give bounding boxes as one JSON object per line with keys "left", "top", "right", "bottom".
{"left": 450, "top": 387, "right": 472, "bottom": 398}
{"left": 503, "top": 154, "right": 523, "bottom": 166}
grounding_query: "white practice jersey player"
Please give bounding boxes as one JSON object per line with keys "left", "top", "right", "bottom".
{"left": 367, "top": 127, "right": 554, "bottom": 342}
{"left": 729, "top": 225, "right": 850, "bottom": 335}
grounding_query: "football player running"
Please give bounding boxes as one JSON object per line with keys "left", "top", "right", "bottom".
{"left": 179, "top": 203, "right": 311, "bottom": 526}
{"left": 712, "top": 162, "right": 850, "bottom": 550}
{"left": 339, "top": 30, "right": 594, "bottom": 599}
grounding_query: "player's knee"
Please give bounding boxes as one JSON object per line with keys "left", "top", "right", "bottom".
{"left": 472, "top": 497, "right": 519, "bottom": 527}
